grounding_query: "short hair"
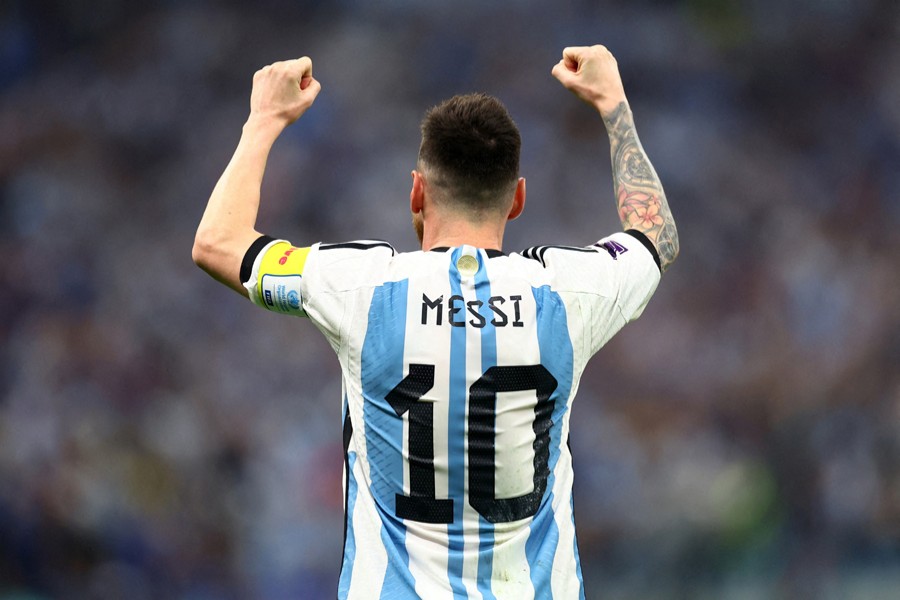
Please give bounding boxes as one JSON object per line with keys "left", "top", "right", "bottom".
{"left": 418, "top": 93, "right": 521, "bottom": 215}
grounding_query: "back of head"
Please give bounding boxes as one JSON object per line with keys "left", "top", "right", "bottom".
{"left": 418, "top": 93, "right": 521, "bottom": 217}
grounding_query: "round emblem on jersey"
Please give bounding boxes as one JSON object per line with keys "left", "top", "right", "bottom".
{"left": 456, "top": 254, "right": 479, "bottom": 277}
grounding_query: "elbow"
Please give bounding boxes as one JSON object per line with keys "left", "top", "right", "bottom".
{"left": 191, "top": 225, "right": 257, "bottom": 294}
{"left": 191, "top": 240, "right": 207, "bottom": 270}
{"left": 658, "top": 230, "right": 680, "bottom": 273}
{"left": 192, "top": 228, "right": 218, "bottom": 272}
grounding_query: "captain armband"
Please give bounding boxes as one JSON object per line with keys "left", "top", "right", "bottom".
{"left": 241, "top": 236, "right": 311, "bottom": 317}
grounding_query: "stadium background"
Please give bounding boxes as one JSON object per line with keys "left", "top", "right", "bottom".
{"left": 0, "top": 0, "right": 898, "bottom": 598}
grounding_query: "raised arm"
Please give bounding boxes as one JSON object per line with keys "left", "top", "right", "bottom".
{"left": 552, "top": 45, "right": 679, "bottom": 272}
{"left": 192, "top": 57, "right": 321, "bottom": 294}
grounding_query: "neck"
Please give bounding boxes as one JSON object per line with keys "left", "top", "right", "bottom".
{"left": 421, "top": 220, "right": 505, "bottom": 251}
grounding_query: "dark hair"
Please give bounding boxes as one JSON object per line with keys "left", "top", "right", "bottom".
{"left": 418, "top": 93, "right": 521, "bottom": 214}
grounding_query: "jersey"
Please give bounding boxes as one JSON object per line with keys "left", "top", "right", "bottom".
{"left": 240, "top": 230, "right": 661, "bottom": 600}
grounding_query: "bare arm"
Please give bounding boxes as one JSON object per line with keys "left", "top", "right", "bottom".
{"left": 552, "top": 45, "right": 679, "bottom": 272}
{"left": 192, "top": 57, "right": 322, "bottom": 294}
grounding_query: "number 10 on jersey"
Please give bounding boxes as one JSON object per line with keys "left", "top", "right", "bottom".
{"left": 386, "top": 363, "right": 558, "bottom": 524}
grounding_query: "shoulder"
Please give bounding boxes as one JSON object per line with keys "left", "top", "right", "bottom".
{"left": 513, "top": 231, "right": 661, "bottom": 304}
{"left": 519, "top": 244, "right": 599, "bottom": 268}
{"left": 317, "top": 240, "right": 397, "bottom": 255}
{"left": 519, "top": 231, "right": 660, "bottom": 273}
{"left": 311, "top": 239, "right": 397, "bottom": 270}
{"left": 304, "top": 239, "right": 400, "bottom": 292}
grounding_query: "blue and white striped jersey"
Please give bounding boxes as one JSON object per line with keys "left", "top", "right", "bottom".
{"left": 242, "top": 230, "right": 661, "bottom": 599}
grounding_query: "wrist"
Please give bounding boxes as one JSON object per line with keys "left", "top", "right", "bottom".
{"left": 598, "top": 99, "right": 630, "bottom": 126}
{"left": 243, "top": 113, "right": 287, "bottom": 140}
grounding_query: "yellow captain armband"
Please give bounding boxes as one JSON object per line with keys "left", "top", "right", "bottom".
{"left": 245, "top": 240, "right": 312, "bottom": 316}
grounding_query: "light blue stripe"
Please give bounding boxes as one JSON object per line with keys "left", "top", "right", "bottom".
{"left": 525, "top": 285, "right": 575, "bottom": 596}
{"left": 474, "top": 251, "right": 498, "bottom": 600}
{"left": 338, "top": 451, "right": 358, "bottom": 598}
{"left": 361, "top": 280, "right": 417, "bottom": 598}
{"left": 446, "top": 248, "right": 469, "bottom": 599}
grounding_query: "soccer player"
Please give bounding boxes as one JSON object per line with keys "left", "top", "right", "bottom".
{"left": 193, "top": 45, "right": 678, "bottom": 599}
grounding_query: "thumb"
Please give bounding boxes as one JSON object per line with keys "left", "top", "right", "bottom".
{"left": 561, "top": 47, "right": 583, "bottom": 72}
{"left": 550, "top": 59, "right": 571, "bottom": 80}
{"left": 551, "top": 59, "right": 575, "bottom": 85}
{"left": 287, "top": 56, "right": 313, "bottom": 81}
{"left": 302, "top": 77, "right": 322, "bottom": 97}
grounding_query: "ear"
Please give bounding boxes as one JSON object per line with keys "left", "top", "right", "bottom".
{"left": 410, "top": 170, "right": 425, "bottom": 215}
{"left": 507, "top": 177, "right": 526, "bottom": 221}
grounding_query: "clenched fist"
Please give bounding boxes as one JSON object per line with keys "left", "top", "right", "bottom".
{"left": 249, "top": 57, "right": 321, "bottom": 127}
{"left": 551, "top": 45, "right": 626, "bottom": 118}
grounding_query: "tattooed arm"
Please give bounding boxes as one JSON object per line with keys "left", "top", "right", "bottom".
{"left": 552, "top": 45, "right": 679, "bottom": 272}
{"left": 604, "top": 103, "right": 679, "bottom": 270}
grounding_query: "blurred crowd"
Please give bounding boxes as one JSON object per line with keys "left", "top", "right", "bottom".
{"left": 0, "top": 0, "right": 898, "bottom": 598}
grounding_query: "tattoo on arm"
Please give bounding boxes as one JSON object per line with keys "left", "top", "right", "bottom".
{"left": 604, "top": 102, "right": 679, "bottom": 272}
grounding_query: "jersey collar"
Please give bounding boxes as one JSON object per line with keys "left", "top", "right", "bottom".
{"left": 429, "top": 247, "right": 505, "bottom": 258}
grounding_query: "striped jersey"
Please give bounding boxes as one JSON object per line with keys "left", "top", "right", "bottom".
{"left": 241, "top": 230, "right": 661, "bottom": 599}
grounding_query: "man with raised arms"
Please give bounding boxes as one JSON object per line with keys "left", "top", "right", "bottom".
{"left": 193, "top": 44, "right": 678, "bottom": 599}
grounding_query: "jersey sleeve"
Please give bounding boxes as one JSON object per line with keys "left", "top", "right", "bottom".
{"left": 522, "top": 229, "right": 662, "bottom": 354}
{"left": 589, "top": 229, "right": 662, "bottom": 321}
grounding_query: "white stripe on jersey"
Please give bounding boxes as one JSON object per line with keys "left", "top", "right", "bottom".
{"left": 551, "top": 446, "right": 580, "bottom": 598}
{"left": 486, "top": 256, "right": 543, "bottom": 599}
{"left": 345, "top": 459, "right": 388, "bottom": 599}
{"left": 340, "top": 288, "right": 390, "bottom": 600}
{"left": 403, "top": 257, "right": 454, "bottom": 600}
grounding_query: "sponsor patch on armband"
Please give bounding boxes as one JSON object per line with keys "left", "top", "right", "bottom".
{"left": 260, "top": 274, "right": 304, "bottom": 315}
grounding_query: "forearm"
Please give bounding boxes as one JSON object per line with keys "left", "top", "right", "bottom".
{"left": 603, "top": 102, "right": 679, "bottom": 272}
{"left": 193, "top": 117, "right": 283, "bottom": 293}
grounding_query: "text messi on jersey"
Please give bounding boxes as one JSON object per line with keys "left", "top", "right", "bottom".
{"left": 420, "top": 293, "right": 525, "bottom": 328}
